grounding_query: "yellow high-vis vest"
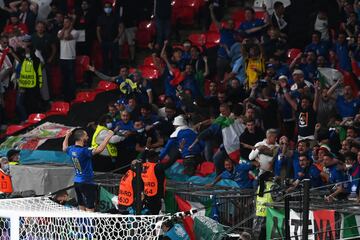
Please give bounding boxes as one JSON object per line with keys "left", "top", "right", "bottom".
{"left": 91, "top": 125, "right": 118, "bottom": 157}
{"left": 255, "top": 181, "right": 273, "bottom": 217}
{"left": 19, "top": 58, "right": 42, "bottom": 88}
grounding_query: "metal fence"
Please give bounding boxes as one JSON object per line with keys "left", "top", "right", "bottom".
{"left": 166, "top": 181, "right": 255, "bottom": 230}
{"left": 94, "top": 174, "right": 256, "bottom": 230}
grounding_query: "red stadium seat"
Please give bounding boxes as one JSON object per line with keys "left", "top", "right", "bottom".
{"left": 75, "top": 55, "right": 90, "bottom": 84}
{"left": 72, "top": 91, "right": 97, "bottom": 104}
{"left": 49, "top": 65, "right": 62, "bottom": 97}
{"left": 4, "top": 89, "right": 16, "bottom": 120}
{"left": 175, "top": 6, "right": 196, "bottom": 25}
{"left": 143, "top": 56, "right": 165, "bottom": 68}
{"left": 188, "top": 33, "right": 206, "bottom": 47}
{"left": 138, "top": 65, "right": 160, "bottom": 80}
{"left": 96, "top": 80, "right": 118, "bottom": 92}
{"left": 6, "top": 124, "right": 27, "bottom": 136}
{"left": 209, "top": 21, "right": 227, "bottom": 32}
{"left": 136, "top": 21, "right": 156, "bottom": 48}
{"left": 46, "top": 101, "right": 70, "bottom": 116}
{"left": 231, "top": 9, "right": 246, "bottom": 22}
{"left": 255, "top": 11, "right": 266, "bottom": 20}
{"left": 205, "top": 31, "right": 220, "bottom": 48}
{"left": 27, "top": 113, "right": 46, "bottom": 124}
{"left": 287, "top": 48, "right": 302, "bottom": 61}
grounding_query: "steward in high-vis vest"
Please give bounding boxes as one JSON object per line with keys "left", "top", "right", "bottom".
{"left": 91, "top": 115, "right": 123, "bottom": 172}
{"left": 141, "top": 150, "right": 166, "bottom": 215}
{"left": 17, "top": 50, "right": 43, "bottom": 115}
{"left": 118, "top": 169, "right": 136, "bottom": 207}
{"left": 0, "top": 168, "right": 13, "bottom": 195}
{"left": 19, "top": 56, "right": 42, "bottom": 89}
{"left": 253, "top": 171, "right": 276, "bottom": 240}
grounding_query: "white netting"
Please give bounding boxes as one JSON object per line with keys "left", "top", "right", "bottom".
{"left": 0, "top": 197, "right": 170, "bottom": 240}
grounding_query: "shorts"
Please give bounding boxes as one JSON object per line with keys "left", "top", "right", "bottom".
{"left": 118, "top": 27, "right": 137, "bottom": 46}
{"left": 74, "top": 182, "right": 97, "bottom": 209}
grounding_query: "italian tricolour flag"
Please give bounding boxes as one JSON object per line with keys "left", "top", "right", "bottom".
{"left": 213, "top": 116, "right": 244, "bottom": 162}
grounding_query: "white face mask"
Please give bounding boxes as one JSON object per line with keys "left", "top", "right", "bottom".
{"left": 346, "top": 164, "right": 352, "bottom": 170}
{"left": 137, "top": 128, "right": 145, "bottom": 133}
{"left": 106, "top": 123, "right": 112, "bottom": 129}
{"left": 25, "top": 53, "right": 31, "bottom": 58}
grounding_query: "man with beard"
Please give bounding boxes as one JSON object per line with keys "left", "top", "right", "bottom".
{"left": 63, "top": 128, "right": 114, "bottom": 212}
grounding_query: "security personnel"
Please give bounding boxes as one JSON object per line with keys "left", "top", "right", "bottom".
{"left": 18, "top": 46, "right": 43, "bottom": 114}
{"left": 141, "top": 150, "right": 166, "bottom": 214}
{"left": 91, "top": 115, "right": 123, "bottom": 171}
{"left": 118, "top": 168, "right": 136, "bottom": 208}
{"left": 253, "top": 171, "right": 275, "bottom": 240}
{"left": 18, "top": 52, "right": 42, "bottom": 89}
{"left": 0, "top": 167, "right": 13, "bottom": 195}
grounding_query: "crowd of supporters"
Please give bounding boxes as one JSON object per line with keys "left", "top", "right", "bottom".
{"left": 1, "top": 0, "right": 360, "bottom": 223}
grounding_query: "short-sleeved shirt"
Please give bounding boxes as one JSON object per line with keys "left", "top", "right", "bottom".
{"left": 297, "top": 106, "right": 316, "bottom": 138}
{"left": 336, "top": 96, "right": 360, "bottom": 119}
{"left": 66, "top": 145, "right": 94, "bottom": 183}
{"left": 58, "top": 29, "right": 79, "bottom": 60}
{"left": 220, "top": 161, "right": 253, "bottom": 189}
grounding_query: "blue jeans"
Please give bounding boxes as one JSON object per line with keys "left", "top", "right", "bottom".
{"left": 155, "top": 18, "right": 171, "bottom": 46}
{"left": 60, "top": 59, "right": 76, "bottom": 101}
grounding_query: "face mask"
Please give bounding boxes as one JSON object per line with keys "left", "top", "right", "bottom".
{"left": 2, "top": 163, "right": 9, "bottom": 173}
{"left": 137, "top": 128, "right": 145, "bottom": 133}
{"left": 25, "top": 53, "right": 31, "bottom": 58}
{"left": 106, "top": 123, "right": 112, "bottom": 129}
{"left": 346, "top": 164, "right": 352, "bottom": 170}
{"left": 104, "top": 7, "right": 112, "bottom": 14}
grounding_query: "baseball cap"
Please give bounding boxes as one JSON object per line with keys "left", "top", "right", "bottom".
{"left": 292, "top": 69, "right": 304, "bottom": 75}
{"left": 7, "top": 149, "right": 20, "bottom": 159}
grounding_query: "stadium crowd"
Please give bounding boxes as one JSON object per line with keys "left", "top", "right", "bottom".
{"left": 0, "top": 0, "right": 360, "bottom": 239}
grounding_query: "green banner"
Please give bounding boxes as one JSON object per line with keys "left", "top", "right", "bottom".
{"left": 266, "top": 208, "right": 285, "bottom": 240}
{"left": 97, "top": 187, "right": 116, "bottom": 213}
{"left": 194, "top": 216, "right": 225, "bottom": 240}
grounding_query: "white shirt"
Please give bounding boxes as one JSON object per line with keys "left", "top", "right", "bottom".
{"left": 249, "top": 139, "right": 279, "bottom": 174}
{"left": 58, "top": 29, "right": 79, "bottom": 60}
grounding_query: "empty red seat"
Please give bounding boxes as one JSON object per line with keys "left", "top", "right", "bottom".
{"left": 287, "top": 48, "right": 302, "bottom": 61}
{"left": 188, "top": 33, "right": 206, "bottom": 47}
{"left": 46, "top": 101, "right": 70, "bottom": 116}
{"left": 143, "top": 56, "right": 165, "bottom": 68}
{"left": 174, "top": 6, "right": 195, "bottom": 25}
{"left": 205, "top": 31, "right": 220, "bottom": 48}
{"left": 255, "top": 11, "right": 266, "bottom": 20}
{"left": 6, "top": 124, "right": 27, "bottom": 136}
{"left": 75, "top": 55, "right": 90, "bottom": 84}
{"left": 138, "top": 65, "right": 160, "bottom": 80}
{"left": 96, "top": 80, "right": 118, "bottom": 92}
{"left": 231, "top": 9, "right": 245, "bottom": 22}
{"left": 27, "top": 113, "right": 46, "bottom": 124}
{"left": 136, "top": 21, "right": 156, "bottom": 48}
{"left": 72, "top": 91, "right": 97, "bottom": 104}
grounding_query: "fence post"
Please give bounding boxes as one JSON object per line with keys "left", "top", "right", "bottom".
{"left": 285, "top": 194, "right": 290, "bottom": 240}
{"left": 135, "top": 161, "right": 142, "bottom": 215}
{"left": 10, "top": 215, "right": 20, "bottom": 240}
{"left": 302, "top": 179, "right": 310, "bottom": 240}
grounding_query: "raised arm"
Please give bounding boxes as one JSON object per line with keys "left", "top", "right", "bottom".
{"left": 327, "top": 77, "right": 343, "bottom": 96}
{"left": 88, "top": 65, "right": 116, "bottom": 81}
{"left": 160, "top": 41, "right": 173, "bottom": 74}
{"left": 313, "top": 81, "right": 320, "bottom": 112}
{"left": 92, "top": 130, "right": 115, "bottom": 155}
{"left": 62, "top": 130, "right": 72, "bottom": 152}
{"left": 209, "top": 4, "right": 221, "bottom": 31}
